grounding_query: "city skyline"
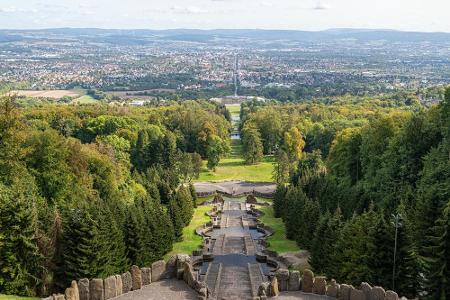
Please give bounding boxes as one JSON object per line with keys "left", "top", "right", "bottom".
{"left": 0, "top": 0, "right": 449, "bottom": 33}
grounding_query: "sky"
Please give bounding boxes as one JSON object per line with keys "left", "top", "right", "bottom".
{"left": 0, "top": 0, "right": 449, "bottom": 32}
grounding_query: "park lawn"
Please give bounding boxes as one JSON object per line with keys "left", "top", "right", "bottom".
{"left": 164, "top": 204, "right": 212, "bottom": 260}
{"left": 226, "top": 104, "right": 241, "bottom": 115}
{"left": 72, "top": 95, "right": 97, "bottom": 104}
{"left": 196, "top": 156, "right": 275, "bottom": 183}
{"left": 258, "top": 205, "right": 300, "bottom": 254}
{"left": 0, "top": 295, "right": 38, "bottom": 300}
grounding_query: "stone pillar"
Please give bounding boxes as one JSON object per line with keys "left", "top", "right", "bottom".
{"left": 78, "top": 278, "right": 90, "bottom": 300}
{"left": 313, "top": 276, "right": 327, "bottom": 295}
{"left": 275, "top": 268, "right": 290, "bottom": 291}
{"left": 326, "top": 279, "right": 340, "bottom": 298}
{"left": 141, "top": 267, "right": 152, "bottom": 285}
{"left": 89, "top": 279, "right": 104, "bottom": 300}
{"left": 151, "top": 260, "right": 166, "bottom": 282}
{"left": 121, "top": 272, "right": 132, "bottom": 293}
{"left": 301, "top": 269, "right": 314, "bottom": 293}
{"left": 104, "top": 276, "right": 117, "bottom": 300}
{"left": 131, "top": 265, "right": 143, "bottom": 290}
{"left": 288, "top": 270, "right": 301, "bottom": 291}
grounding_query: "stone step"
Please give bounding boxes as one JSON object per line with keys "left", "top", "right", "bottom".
{"left": 223, "top": 236, "right": 245, "bottom": 254}
{"left": 217, "top": 265, "right": 253, "bottom": 300}
{"left": 205, "top": 263, "right": 222, "bottom": 297}
{"left": 213, "top": 235, "right": 226, "bottom": 255}
{"left": 243, "top": 235, "right": 256, "bottom": 255}
{"left": 248, "top": 263, "right": 265, "bottom": 297}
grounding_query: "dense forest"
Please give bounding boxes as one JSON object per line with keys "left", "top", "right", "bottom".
{"left": 0, "top": 98, "right": 230, "bottom": 296}
{"left": 239, "top": 89, "right": 449, "bottom": 299}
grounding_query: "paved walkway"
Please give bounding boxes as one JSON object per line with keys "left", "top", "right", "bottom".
{"left": 194, "top": 180, "right": 276, "bottom": 196}
{"left": 113, "top": 279, "right": 198, "bottom": 300}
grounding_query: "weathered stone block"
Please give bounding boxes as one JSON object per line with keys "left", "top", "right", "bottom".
{"left": 288, "top": 270, "right": 301, "bottom": 291}
{"left": 269, "top": 276, "right": 279, "bottom": 297}
{"left": 53, "top": 294, "right": 65, "bottom": 300}
{"left": 64, "top": 281, "right": 79, "bottom": 300}
{"left": 121, "top": 272, "right": 132, "bottom": 293}
{"left": 165, "top": 255, "right": 177, "bottom": 279}
{"left": 78, "top": 278, "right": 89, "bottom": 300}
{"left": 141, "top": 267, "right": 152, "bottom": 285}
{"left": 301, "top": 269, "right": 314, "bottom": 293}
{"left": 360, "top": 282, "right": 372, "bottom": 300}
{"left": 350, "top": 288, "right": 365, "bottom": 300}
{"left": 89, "top": 278, "right": 104, "bottom": 300}
{"left": 183, "top": 263, "right": 196, "bottom": 288}
{"left": 313, "top": 276, "right": 327, "bottom": 295}
{"left": 115, "top": 275, "right": 123, "bottom": 296}
{"left": 327, "top": 279, "right": 340, "bottom": 298}
{"left": 104, "top": 276, "right": 117, "bottom": 299}
{"left": 130, "top": 265, "right": 142, "bottom": 290}
{"left": 385, "top": 291, "right": 399, "bottom": 300}
{"left": 370, "top": 286, "right": 385, "bottom": 300}
{"left": 275, "top": 268, "right": 290, "bottom": 291}
{"left": 65, "top": 287, "right": 77, "bottom": 300}
{"left": 151, "top": 260, "right": 166, "bottom": 282}
{"left": 339, "top": 284, "right": 353, "bottom": 300}
{"left": 258, "top": 282, "right": 270, "bottom": 296}
{"left": 176, "top": 254, "right": 191, "bottom": 279}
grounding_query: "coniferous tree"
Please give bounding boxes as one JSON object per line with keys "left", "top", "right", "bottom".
{"left": 0, "top": 184, "right": 42, "bottom": 296}
{"left": 421, "top": 201, "right": 450, "bottom": 299}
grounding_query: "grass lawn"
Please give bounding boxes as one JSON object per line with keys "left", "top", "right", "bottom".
{"left": 197, "top": 139, "right": 275, "bottom": 183}
{"left": 197, "top": 156, "right": 275, "bottom": 182}
{"left": 226, "top": 104, "right": 241, "bottom": 115}
{"left": 258, "top": 205, "right": 300, "bottom": 254}
{"left": 72, "top": 95, "right": 98, "bottom": 104}
{"left": 164, "top": 204, "right": 212, "bottom": 260}
{"left": 0, "top": 295, "right": 38, "bottom": 300}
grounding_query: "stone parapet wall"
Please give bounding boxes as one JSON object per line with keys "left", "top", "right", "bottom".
{"left": 257, "top": 268, "right": 404, "bottom": 300}
{"left": 41, "top": 254, "right": 207, "bottom": 300}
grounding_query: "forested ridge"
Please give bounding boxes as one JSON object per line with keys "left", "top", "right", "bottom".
{"left": 0, "top": 98, "right": 230, "bottom": 296}
{"left": 239, "top": 89, "right": 449, "bottom": 299}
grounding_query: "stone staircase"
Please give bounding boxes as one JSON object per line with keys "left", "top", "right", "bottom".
{"left": 205, "top": 263, "right": 223, "bottom": 297}
{"left": 216, "top": 265, "right": 253, "bottom": 300}
{"left": 223, "top": 236, "right": 245, "bottom": 254}
{"left": 243, "top": 234, "right": 256, "bottom": 255}
{"left": 248, "top": 263, "right": 265, "bottom": 297}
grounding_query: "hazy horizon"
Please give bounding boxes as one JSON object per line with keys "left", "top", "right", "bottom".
{"left": 1, "top": 0, "right": 449, "bottom": 33}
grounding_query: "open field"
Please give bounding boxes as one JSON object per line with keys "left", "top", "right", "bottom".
{"left": 164, "top": 204, "right": 212, "bottom": 260}
{"left": 72, "top": 95, "right": 97, "bottom": 104}
{"left": 258, "top": 205, "right": 300, "bottom": 254}
{"left": 11, "top": 90, "right": 81, "bottom": 99}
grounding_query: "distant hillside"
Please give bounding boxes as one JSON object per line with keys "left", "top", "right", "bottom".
{"left": 0, "top": 28, "right": 449, "bottom": 44}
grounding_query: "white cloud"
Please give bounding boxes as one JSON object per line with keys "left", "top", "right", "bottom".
{"left": 170, "top": 5, "right": 209, "bottom": 14}
{"left": 312, "top": 2, "right": 331, "bottom": 10}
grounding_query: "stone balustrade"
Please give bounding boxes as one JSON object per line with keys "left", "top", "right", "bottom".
{"left": 257, "top": 269, "right": 403, "bottom": 300}
{"left": 41, "top": 254, "right": 208, "bottom": 300}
